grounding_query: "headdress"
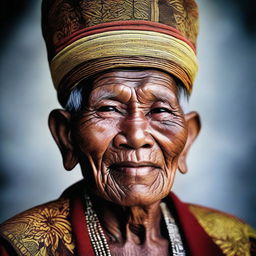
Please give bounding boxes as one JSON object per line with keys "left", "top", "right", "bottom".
{"left": 42, "top": 0, "right": 199, "bottom": 106}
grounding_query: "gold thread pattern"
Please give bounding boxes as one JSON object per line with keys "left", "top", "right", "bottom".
{"left": 151, "top": 0, "right": 159, "bottom": 22}
{"left": 133, "top": 0, "right": 151, "bottom": 19}
{"left": 48, "top": 0, "right": 81, "bottom": 45}
{"left": 189, "top": 204, "right": 256, "bottom": 256}
{"left": 78, "top": 0, "right": 150, "bottom": 26}
{"left": 158, "top": 0, "right": 198, "bottom": 47}
{"left": 0, "top": 199, "right": 74, "bottom": 256}
{"left": 48, "top": 0, "right": 151, "bottom": 45}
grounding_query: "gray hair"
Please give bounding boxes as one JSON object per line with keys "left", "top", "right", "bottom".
{"left": 65, "top": 87, "right": 84, "bottom": 112}
{"left": 65, "top": 79, "right": 189, "bottom": 113}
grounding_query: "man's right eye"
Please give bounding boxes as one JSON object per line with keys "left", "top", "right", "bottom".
{"left": 97, "top": 106, "right": 117, "bottom": 112}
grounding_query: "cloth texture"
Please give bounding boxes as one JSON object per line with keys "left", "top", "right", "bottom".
{"left": 0, "top": 181, "right": 255, "bottom": 256}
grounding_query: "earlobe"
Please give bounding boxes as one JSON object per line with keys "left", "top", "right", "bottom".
{"left": 178, "top": 111, "right": 201, "bottom": 174}
{"left": 48, "top": 109, "right": 78, "bottom": 170}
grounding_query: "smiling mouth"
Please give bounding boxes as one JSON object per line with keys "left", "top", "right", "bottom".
{"left": 109, "top": 162, "right": 160, "bottom": 176}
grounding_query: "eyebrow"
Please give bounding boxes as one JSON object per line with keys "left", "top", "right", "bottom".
{"left": 88, "top": 81, "right": 178, "bottom": 104}
{"left": 139, "top": 83, "right": 178, "bottom": 102}
{"left": 149, "top": 92, "right": 175, "bottom": 102}
{"left": 88, "top": 84, "right": 127, "bottom": 103}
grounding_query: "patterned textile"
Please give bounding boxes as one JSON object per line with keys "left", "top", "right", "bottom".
{"left": 189, "top": 204, "right": 256, "bottom": 256}
{"left": 0, "top": 199, "right": 74, "bottom": 256}
{"left": 0, "top": 183, "right": 255, "bottom": 256}
{"left": 41, "top": 0, "right": 199, "bottom": 106}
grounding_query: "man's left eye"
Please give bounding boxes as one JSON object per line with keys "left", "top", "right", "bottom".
{"left": 149, "top": 107, "right": 172, "bottom": 114}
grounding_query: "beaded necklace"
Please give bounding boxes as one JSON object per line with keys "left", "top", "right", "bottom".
{"left": 84, "top": 192, "right": 185, "bottom": 256}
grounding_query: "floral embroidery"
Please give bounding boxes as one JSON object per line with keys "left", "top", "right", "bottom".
{"left": 48, "top": 0, "right": 81, "bottom": 45}
{"left": 160, "top": 0, "right": 198, "bottom": 46}
{"left": 78, "top": 0, "right": 150, "bottom": 24}
{"left": 45, "top": 0, "right": 198, "bottom": 47}
{"left": 189, "top": 204, "right": 256, "bottom": 256}
{"left": 0, "top": 198, "right": 74, "bottom": 256}
{"left": 47, "top": 0, "right": 151, "bottom": 45}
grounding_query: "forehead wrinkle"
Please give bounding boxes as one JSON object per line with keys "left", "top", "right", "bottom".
{"left": 144, "top": 75, "right": 178, "bottom": 91}
{"left": 89, "top": 70, "right": 178, "bottom": 104}
{"left": 92, "top": 69, "right": 177, "bottom": 88}
{"left": 137, "top": 83, "right": 178, "bottom": 104}
{"left": 93, "top": 75, "right": 143, "bottom": 89}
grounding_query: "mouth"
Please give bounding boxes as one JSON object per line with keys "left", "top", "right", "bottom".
{"left": 109, "top": 161, "right": 161, "bottom": 176}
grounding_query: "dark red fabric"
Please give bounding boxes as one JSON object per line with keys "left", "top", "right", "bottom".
{"left": 168, "top": 192, "right": 224, "bottom": 256}
{"left": 70, "top": 196, "right": 95, "bottom": 256}
{"left": 0, "top": 238, "right": 18, "bottom": 256}
{"left": 0, "top": 244, "right": 10, "bottom": 256}
{"left": 55, "top": 20, "right": 196, "bottom": 54}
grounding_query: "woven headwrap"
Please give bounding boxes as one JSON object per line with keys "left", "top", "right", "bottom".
{"left": 42, "top": 0, "right": 199, "bottom": 106}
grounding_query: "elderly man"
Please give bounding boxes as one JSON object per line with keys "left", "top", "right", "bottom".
{"left": 0, "top": 0, "right": 255, "bottom": 255}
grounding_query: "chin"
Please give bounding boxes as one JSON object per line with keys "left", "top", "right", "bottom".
{"left": 110, "top": 185, "right": 170, "bottom": 207}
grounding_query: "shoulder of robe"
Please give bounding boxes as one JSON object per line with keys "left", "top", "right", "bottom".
{"left": 0, "top": 198, "right": 75, "bottom": 256}
{"left": 188, "top": 203, "right": 256, "bottom": 256}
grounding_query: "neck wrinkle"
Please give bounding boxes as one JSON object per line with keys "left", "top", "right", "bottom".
{"left": 94, "top": 198, "right": 164, "bottom": 244}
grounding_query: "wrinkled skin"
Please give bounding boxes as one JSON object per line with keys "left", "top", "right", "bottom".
{"left": 49, "top": 69, "right": 200, "bottom": 255}
{"left": 74, "top": 70, "right": 188, "bottom": 206}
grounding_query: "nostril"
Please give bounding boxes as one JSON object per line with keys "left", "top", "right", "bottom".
{"left": 119, "top": 144, "right": 133, "bottom": 149}
{"left": 119, "top": 143, "right": 151, "bottom": 149}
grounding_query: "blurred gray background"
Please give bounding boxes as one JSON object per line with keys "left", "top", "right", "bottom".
{"left": 0, "top": 0, "right": 255, "bottom": 226}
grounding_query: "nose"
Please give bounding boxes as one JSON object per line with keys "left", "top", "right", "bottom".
{"left": 113, "top": 116, "right": 154, "bottom": 149}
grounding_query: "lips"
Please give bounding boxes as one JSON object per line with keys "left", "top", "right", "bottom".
{"left": 109, "top": 161, "right": 160, "bottom": 176}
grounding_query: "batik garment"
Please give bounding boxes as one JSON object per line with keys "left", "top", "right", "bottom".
{"left": 0, "top": 181, "right": 255, "bottom": 256}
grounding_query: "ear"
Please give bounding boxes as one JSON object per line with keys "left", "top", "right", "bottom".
{"left": 48, "top": 109, "right": 78, "bottom": 171}
{"left": 178, "top": 111, "right": 201, "bottom": 174}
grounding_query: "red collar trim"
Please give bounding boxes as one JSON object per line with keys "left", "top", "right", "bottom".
{"left": 168, "top": 192, "right": 224, "bottom": 256}
{"left": 70, "top": 196, "right": 95, "bottom": 256}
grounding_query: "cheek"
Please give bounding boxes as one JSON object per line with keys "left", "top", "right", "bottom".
{"left": 169, "top": 128, "right": 188, "bottom": 155}
{"left": 73, "top": 119, "right": 119, "bottom": 156}
{"left": 151, "top": 119, "right": 188, "bottom": 159}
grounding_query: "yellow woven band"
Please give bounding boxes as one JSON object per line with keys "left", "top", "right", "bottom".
{"left": 50, "top": 30, "right": 198, "bottom": 96}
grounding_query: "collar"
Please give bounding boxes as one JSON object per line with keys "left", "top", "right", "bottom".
{"left": 68, "top": 182, "right": 223, "bottom": 256}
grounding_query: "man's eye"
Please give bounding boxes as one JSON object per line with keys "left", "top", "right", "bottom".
{"left": 97, "top": 106, "right": 118, "bottom": 112}
{"left": 150, "top": 107, "right": 172, "bottom": 114}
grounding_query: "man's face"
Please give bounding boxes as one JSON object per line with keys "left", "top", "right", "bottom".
{"left": 71, "top": 69, "right": 188, "bottom": 206}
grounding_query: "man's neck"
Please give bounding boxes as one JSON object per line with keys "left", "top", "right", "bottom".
{"left": 90, "top": 193, "right": 168, "bottom": 245}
